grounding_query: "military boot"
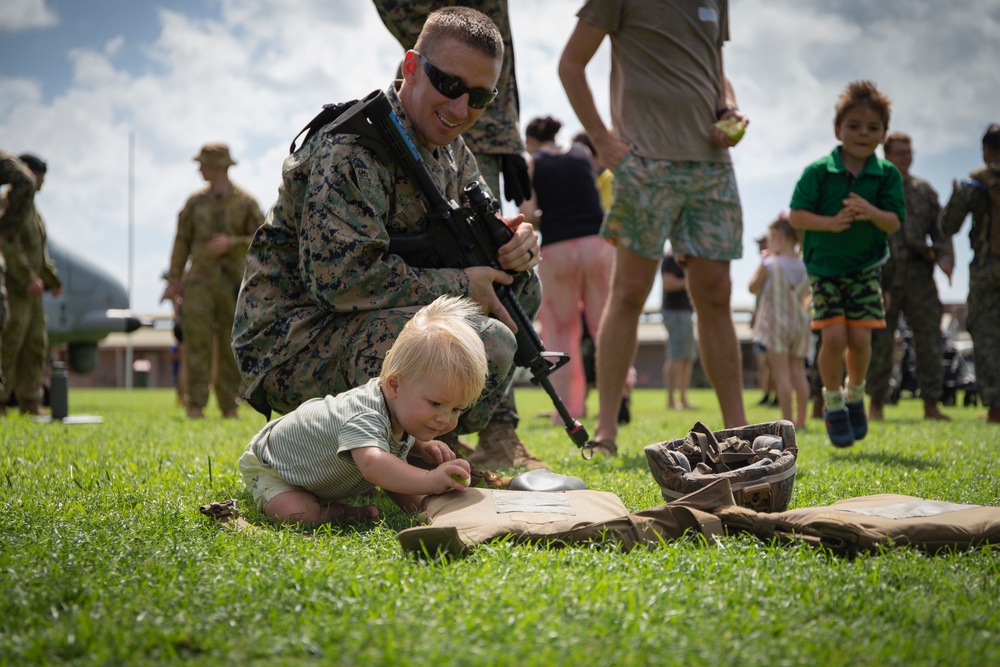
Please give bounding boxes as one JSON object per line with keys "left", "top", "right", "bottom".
{"left": 469, "top": 421, "right": 551, "bottom": 471}
{"left": 923, "top": 400, "right": 951, "bottom": 421}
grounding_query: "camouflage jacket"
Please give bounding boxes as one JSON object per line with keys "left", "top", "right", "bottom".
{"left": 167, "top": 183, "right": 263, "bottom": 286}
{"left": 0, "top": 195, "right": 61, "bottom": 293}
{"left": 373, "top": 0, "right": 525, "bottom": 155}
{"left": 887, "top": 174, "right": 954, "bottom": 280}
{"left": 940, "top": 163, "right": 1000, "bottom": 268}
{"left": 0, "top": 151, "right": 36, "bottom": 239}
{"left": 233, "top": 85, "right": 484, "bottom": 383}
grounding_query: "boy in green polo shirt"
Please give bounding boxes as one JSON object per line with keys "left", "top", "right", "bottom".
{"left": 788, "top": 80, "right": 904, "bottom": 447}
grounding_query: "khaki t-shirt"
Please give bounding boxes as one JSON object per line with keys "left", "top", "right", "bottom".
{"left": 578, "top": 0, "right": 731, "bottom": 163}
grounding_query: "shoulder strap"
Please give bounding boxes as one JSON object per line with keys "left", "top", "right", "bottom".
{"left": 288, "top": 99, "right": 359, "bottom": 154}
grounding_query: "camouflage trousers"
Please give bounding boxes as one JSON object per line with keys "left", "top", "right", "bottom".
{"left": 968, "top": 261, "right": 1000, "bottom": 408}
{"left": 256, "top": 270, "right": 541, "bottom": 433}
{"left": 183, "top": 281, "right": 243, "bottom": 412}
{"left": 867, "top": 264, "right": 944, "bottom": 402}
{"left": 0, "top": 290, "right": 47, "bottom": 409}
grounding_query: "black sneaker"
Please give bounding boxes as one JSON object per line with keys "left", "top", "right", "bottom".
{"left": 824, "top": 407, "right": 855, "bottom": 448}
{"left": 846, "top": 399, "right": 868, "bottom": 441}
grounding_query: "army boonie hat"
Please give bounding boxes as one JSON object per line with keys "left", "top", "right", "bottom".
{"left": 193, "top": 143, "right": 237, "bottom": 168}
{"left": 18, "top": 153, "right": 48, "bottom": 174}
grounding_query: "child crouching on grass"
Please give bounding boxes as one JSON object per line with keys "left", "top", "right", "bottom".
{"left": 238, "top": 295, "right": 487, "bottom": 526}
{"left": 788, "top": 80, "right": 904, "bottom": 448}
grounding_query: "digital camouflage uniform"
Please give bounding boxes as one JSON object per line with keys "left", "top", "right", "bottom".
{"left": 167, "top": 183, "right": 263, "bottom": 413}
{"left": 868, "top": 174, "right": 954, "bottom": 404}
{"left": 0, "top": 173, "right": 61, "bottom": 412}
{"left": 372, "top": 0, "right": 525, "bottom": 201}
{"left": 940, "top": 162, "right": 1000, "bottom": 410}
{"left": 0, "top": 152, "right": 40, "bottom": 397}
{"left": 233, "top": 85, "right": 541, "bottom": 432}
{"left": 372, "top": 1, "right": 529, "bottom": 426}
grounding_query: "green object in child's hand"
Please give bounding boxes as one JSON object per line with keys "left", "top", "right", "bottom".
{"left": 713, "top": 117, "right": 746, "bottom": 142}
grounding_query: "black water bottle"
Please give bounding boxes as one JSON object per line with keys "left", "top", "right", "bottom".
{"left": 50, "top": 361, "right": 68, "bottom": 420}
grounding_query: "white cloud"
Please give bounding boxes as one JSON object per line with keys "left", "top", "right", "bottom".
{"left": 0, "top": 0, "right": 57, "bottom": 32}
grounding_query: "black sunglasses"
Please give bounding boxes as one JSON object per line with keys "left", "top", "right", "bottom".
{"left": 415, "top": 51, "right": 498, "bottom": 109}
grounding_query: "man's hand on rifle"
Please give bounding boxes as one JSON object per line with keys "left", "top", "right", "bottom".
{"left": 496, "top": 215, "right": 541, "bottom": 273}
{"left": 464, "top": 266, "right": 517, "bottom": 332}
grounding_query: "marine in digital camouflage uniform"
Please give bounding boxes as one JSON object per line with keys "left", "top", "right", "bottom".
{"left": 939, "top": 123, "right": 1000, "bottom": 423}
{"left": 0, "top": 153, "right": 62, "bottom": 415}
{"left": 867, "top": 133, "right": 954, "bottom": 421}
{"left": 0, "top": 151, "right": 41, "bottom": 402}
{"left": 234, "top": 7, "right": 549, "bottom": 471}
{"left": 162, "top": 144, "right": 263, "bottom": 419}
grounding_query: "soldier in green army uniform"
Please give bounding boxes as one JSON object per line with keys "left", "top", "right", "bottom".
{"left": 233, "top": 7, "right": 550, "bottom": 471}
{"left": 940, "top": 123, "right": 1000, "bottom": 424}
{"left": 0, "top": 153, "right": 62, "bottom": 416}
{"left": 867, "top": 132, "right": 954, "bottom": 421}
{"left": 0, "top": 151, "right": 42, "bottom": 407}
{"left": 162, "top": 144, "right": 264, "bottom": 419}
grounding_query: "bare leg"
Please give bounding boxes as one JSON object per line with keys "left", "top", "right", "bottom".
{"left": 818, "top": 324, "right": 848, "bottom": 397}
{"left": 788, "top": 356, "right": 809, "bottom": 427}
{"left": 265, "top": 490, "right": 380, "bottom": 526}
{"left": 594, "top": 247, "right": 659, "bottom": 446}
{"left": 845, "top": 326, "right": 873, "bottom": 388}
{"left": 666, "top": 358, "right": 689, "bottom": 409}
{"left": 680, "top": 359, "right": 695, "bottom": 407}
{"left": 756, "top": 349, "right": 771, "bottom": 401}
{"left": 664, "top": 358, "right": 677, "bottom": 409}
{"left": 767, "top": 349, "right": 795, "bottom": 424}
{"left": 685, "top": 257, "right": 747, "bottom": 427}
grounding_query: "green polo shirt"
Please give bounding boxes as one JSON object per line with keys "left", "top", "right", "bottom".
{"left": 790, "top": 147, "right": 905, "bottom": 277}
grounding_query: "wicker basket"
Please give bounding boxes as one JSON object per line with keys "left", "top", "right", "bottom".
{"left": 644, "top": 420, "right": 798, "bottom": 513}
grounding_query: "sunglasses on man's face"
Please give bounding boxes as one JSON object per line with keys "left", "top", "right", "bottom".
{"left": 415, "top": 51, "right": 498, "bottom": 109}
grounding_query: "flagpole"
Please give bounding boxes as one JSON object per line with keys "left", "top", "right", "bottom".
{"left": 125, "top": 131, "right": 135, "bottom": 390}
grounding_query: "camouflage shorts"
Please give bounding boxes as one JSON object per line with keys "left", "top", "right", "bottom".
{"left": 601, "top": 154, "right": 743, "bottom": 261}
{"left": 809, "top": 266, "right": 886, "bottom": 329}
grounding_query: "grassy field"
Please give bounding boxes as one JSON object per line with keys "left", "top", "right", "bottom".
{"left": 1, "top": 387, "right": 998, "bottom": 666}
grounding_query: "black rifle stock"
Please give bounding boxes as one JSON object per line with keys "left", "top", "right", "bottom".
{"left": 331, "top": 89, "right": 591, "bottom": 453}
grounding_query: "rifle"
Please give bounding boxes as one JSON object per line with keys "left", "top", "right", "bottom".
{"left": 327, "top": 89, "right": 592, "bottom": 455}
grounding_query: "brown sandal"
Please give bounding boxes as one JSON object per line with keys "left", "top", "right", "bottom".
{"left": 589, "top": 439, "right": 618, "bottom": 457}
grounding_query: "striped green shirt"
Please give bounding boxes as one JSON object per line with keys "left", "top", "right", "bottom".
{"left": 249, "top": 378, "right": 414, "bottom": 501}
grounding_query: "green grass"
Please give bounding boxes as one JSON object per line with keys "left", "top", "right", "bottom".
{"left": 2, "top": 387, "right": 998, "bottom": 666}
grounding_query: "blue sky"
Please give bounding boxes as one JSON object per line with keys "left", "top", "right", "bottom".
{"left": 2, "top": 0, "right": 999, "bottom": 316}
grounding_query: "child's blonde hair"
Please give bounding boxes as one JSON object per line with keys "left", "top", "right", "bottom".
{"left": 834, "top": 80, "right": 892, "bottom": 130}
{"left": 379, "top": 295, "right": 488, "bottom": 407}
